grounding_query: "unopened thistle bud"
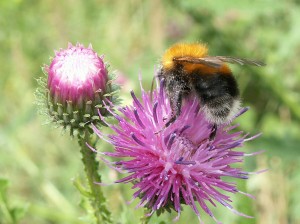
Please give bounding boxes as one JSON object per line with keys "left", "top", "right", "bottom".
{"left": 36, "top": 43, "right": 119, "bottom": 135}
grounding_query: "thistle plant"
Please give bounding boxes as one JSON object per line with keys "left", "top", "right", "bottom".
{"left": 36, "top": 43, "right": 264, "bottom": 224}
{"left": 92, "top": 78, "right": 263, "bottom": 224}
{"left": 36, "top": 43, "right": 119, "bottom": 224}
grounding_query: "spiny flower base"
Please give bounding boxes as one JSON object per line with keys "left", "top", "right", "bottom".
{"left": 36, "top": 73, "right": 116, "bottom": 136}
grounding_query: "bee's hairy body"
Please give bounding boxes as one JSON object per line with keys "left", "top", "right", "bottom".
{"left": 162, "top": 63, "right": 240, "bottom": 126}
{"left": 160, "top": 43, "right": 264, "bottom": 139}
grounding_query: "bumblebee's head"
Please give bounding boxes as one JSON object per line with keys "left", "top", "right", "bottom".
{"left": 161, "top": 43, "right": 208, "bottom": 71}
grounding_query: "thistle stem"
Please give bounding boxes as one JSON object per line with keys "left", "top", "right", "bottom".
{"left": 78, "top": 129, "right": 111, "bottom": 224}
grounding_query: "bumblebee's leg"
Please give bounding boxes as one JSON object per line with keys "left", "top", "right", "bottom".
{"left": 165, "top": 92, "right": 183, "bottom": 127}
{"left": 209, "top": 124, "right": 217, "bottom": 141}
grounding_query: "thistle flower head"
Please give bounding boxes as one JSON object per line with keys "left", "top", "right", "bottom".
{"left": 47, "top": 43, "right": 108, "bottom": 107}
{"left": 36, "top": 43, "right": 119, "bottom": 135}
{"left": 94, "top": 79, "right": 262, "bottom": 223}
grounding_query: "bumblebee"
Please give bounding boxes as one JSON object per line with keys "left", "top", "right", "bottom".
{"left": 159, "top": 43, "right": 265, "bottom": 140}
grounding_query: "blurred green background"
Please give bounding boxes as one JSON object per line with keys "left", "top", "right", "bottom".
{"left": 1, "top": 0, "right": 300, "bottom": 223}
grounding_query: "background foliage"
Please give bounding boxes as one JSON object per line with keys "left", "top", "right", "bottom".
{"left": 1, "top": 0, "right": 300, "bottom": 223}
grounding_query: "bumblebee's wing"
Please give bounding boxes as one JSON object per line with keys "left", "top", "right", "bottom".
{"left": 215, "top": 56, "right": 266, "bottom": 66}
{"left": 174, "top": 56, "right": 265, "bottom": 68}
{"left": 174, "top": 57, "right": 222, "bottom": 68}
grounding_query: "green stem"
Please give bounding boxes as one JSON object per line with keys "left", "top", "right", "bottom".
{"left": 78, "top": 129, "right": 112, "bottom": 224}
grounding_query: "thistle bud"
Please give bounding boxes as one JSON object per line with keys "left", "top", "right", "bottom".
{"left": 36, "top": 43, "right": 118, "bottom": 135}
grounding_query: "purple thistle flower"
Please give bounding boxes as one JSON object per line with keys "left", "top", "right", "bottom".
{"left": 93, "top": 78, "right": 263, "bottom": 223}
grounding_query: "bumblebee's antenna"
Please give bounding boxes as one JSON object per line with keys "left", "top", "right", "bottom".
{"left": 150, "top": 76, "right": 156, "bottom": 102}
{"left": 150, "top": 67, "right": 163, "bottom": 102}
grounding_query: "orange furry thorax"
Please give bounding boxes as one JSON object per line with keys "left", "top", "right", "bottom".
{"left": 162, "top": 43, "right": 231, "bottom": 75}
